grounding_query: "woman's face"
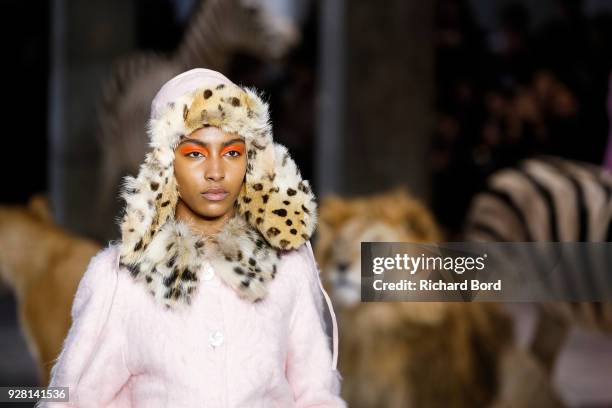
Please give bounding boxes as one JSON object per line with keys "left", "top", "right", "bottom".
{"left": 174, "top": 126, "right": 247, "bottom": 219}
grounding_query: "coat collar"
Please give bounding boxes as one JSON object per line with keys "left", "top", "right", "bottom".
{"left": 119, "top": 206, "right": 285, "bottom": 311}
{"left": 116, "top": 70, "right": 317, "bottom": 311}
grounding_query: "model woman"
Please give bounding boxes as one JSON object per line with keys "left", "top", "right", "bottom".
{"left": 41, "top": 68, "right": 346, "bottom": 407}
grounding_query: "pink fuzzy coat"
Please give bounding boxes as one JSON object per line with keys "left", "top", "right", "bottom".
{"left": 38, "top": 241, "right": 346, "bottom": 407}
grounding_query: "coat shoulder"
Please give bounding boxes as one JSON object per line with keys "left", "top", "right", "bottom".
{"left": 277, "top": 240, "right": 319, "bottom": 287}
{"left": 70, "top": 243, "right": 121, "bottom": 319}
{"left": 84, "top": 243, "right": 121, "bottom": 279}
{"left": 96, "top": 242, "right": 121, "bottom": 263}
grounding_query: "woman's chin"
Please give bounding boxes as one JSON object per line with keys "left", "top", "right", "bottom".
{"left": 195, "top": 204, "right": 232, "bottom": 219}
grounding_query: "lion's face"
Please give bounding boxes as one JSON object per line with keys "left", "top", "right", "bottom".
{"left": 326, "top": 219, "right": 410, "bottom": 307}
{"left": 315, "top": 188, "right": 443, "bottom": 309}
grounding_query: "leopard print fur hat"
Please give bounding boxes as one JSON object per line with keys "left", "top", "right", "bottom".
{"left": 117, "top": 68, "right": 317, "bottom": 310}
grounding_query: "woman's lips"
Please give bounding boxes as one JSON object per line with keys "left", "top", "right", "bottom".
{"left": 201, "top": 191, "right": 228, "bottom": 201}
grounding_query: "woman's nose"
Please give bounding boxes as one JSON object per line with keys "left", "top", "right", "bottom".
{"left": 204, "top": 156, "right": 225, "bottom": 181}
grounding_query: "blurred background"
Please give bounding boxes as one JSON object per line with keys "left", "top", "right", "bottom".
{"left": 1, "top": 0, "right": 612, "bottom": 406}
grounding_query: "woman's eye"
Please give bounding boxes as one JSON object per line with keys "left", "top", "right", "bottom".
{"left": 225, "top": 150, "right": 242, "bottom": 157}
{"left": 186, "top": 151, "right": 204, "bottom": 158}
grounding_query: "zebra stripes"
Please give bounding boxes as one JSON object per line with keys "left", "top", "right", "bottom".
{"left": 465, "top": 156, "right": 612, "bottom": 243}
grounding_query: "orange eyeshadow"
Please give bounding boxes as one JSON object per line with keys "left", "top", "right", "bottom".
{"left": 221, "top": 144, "right": 245, "bottom": 155}
{"left": 179, "top": 144, "right": 208, "bottom": 156}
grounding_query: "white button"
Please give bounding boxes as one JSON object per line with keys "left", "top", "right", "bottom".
{"left": 209, "top": 331, "right": 224, "bottom": 347}
{"left": 202, "top": 265, "right": 215, "bottom": 281}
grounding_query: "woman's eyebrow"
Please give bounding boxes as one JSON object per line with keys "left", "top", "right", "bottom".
{"left": 178, "top": 137, "right": 245, "bottom": 148}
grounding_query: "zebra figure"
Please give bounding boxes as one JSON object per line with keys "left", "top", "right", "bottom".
{"left": 465, "top": 156, "right": 612, "bottom": 243}
{"left": 94, "top": 0, "right": 306, "bottom": 242}
{"left": 463, "top": 155, "right": 612, "bottom": 382}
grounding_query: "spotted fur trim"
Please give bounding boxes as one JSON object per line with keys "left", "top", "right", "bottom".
{"left": 117, "top": 80, "right": 317, "bottom": 310}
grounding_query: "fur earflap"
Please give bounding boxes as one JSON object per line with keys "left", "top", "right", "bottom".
{"left": 117, "top": 73, "right": 317, "bottom": 310}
